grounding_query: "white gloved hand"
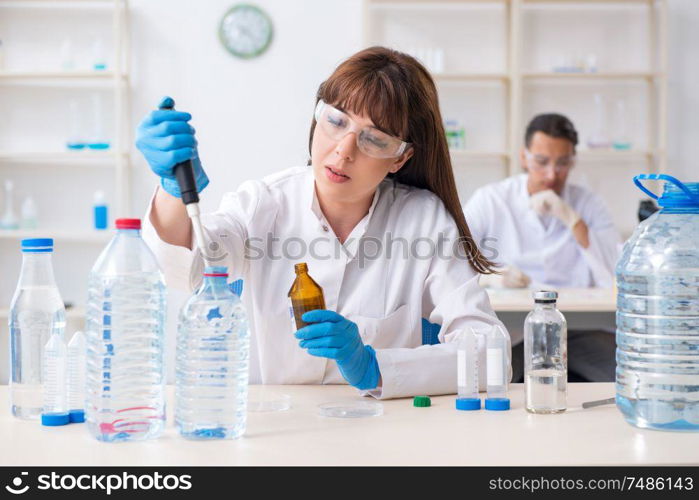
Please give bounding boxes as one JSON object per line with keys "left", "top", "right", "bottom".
{"left": 479, "top": 266, "right": 531, "bottom": 289}
{"left": 529, "top": 189, "right": 581, "bottom": 229}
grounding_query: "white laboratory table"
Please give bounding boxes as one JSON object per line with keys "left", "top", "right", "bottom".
{"left": 487, "top": 287, "right": 616, "bottom": 313}
{"left": 2, "top": 384, "right": 697, "bottom": 466}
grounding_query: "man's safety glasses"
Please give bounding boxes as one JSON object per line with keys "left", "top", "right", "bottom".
{"left": 314, "top": 100, "right": 411, "bottom": 159}
{"left": 524, "top": 149, "right": 576, "bottom": 173}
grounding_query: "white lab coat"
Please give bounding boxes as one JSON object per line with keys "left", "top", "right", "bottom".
{"left": 142, "top": 166, "right": 508, "bottom": 399}
{"left": 463, "top": 174, "right": 621, "bottom": 289}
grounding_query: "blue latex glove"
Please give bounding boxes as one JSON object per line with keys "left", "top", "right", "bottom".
{"left": 135, "top": 96, "right": 209, "bottom": 198}
{"left": 295, "top": 310, "right": 380, "bottom": 390}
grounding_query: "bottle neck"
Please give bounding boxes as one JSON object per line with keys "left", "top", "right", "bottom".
{"left": 202, "top": 275, "right": 230, "bottom": 294}
{"left": 534, "top": 301, "right": 557, "bottom": 311}
{"left": 19, "top": 252, "right": 57, "bottom": 287}
{"left": 116, "top": 228, "right": 141, "bottom": 238}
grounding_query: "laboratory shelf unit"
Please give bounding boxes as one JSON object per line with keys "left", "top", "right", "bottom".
{"left": 364, "top": 0, "right": 667, "bottom": 236}
{"left": 0, "top": 0, "right": 130, "bottom": 311}
{"left": 0, "top": 70, "right": 122, "bottom": 81}
{"left": 0, "top": 230, "right": 112, "bottom": 243}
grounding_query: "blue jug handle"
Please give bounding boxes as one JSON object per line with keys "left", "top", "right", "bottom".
{"left": 633, "top": 174, "right": 698, "bottom": 202}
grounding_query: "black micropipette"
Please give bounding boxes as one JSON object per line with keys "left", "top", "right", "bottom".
{"left": 158, "top": 97, "right": 210, "bottom": 265}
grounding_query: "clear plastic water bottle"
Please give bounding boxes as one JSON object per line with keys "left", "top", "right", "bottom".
{"left": 176, "top": 266, "right": 250, "bottom": 440}
{"left": 616, "top": 174, "right": 699, "bottom": 431}
{"left": 9, "top": 238, "right": 66, "bottom": 420}
{"left": 524, "top": 290, "right": 567, "bottom": 414}
{"left": 85, "top": 218, "right": 166, "bottom": 442}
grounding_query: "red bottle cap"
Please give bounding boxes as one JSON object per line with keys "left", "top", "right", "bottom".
{"left": 115, "top": 218, "right": 141, "bottom": 230}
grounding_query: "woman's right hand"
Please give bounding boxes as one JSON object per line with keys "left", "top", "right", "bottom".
{"left": 135, "top": 100, "right": 209, "bottom": 198}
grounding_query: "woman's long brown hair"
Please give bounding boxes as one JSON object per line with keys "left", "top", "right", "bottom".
{"left": 308, "top": 46, "right": 495, "bottom": 274}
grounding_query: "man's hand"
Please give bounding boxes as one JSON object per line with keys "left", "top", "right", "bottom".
{"left": 529, "top": 189, "right": 580, "bottom": 229}
{"left": 480, "top": 266, "right": 531, "bottom": 289}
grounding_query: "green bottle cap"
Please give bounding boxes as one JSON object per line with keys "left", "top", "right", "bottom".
{"left": 413, "top": 396, "right": 431, "bottom": 407}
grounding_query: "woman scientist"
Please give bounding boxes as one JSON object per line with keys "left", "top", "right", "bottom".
{"left": 136, "top": 47, "right": 509, "bottom": 399}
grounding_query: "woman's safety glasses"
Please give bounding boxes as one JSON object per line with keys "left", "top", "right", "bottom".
{"left": 314, "top": 100, "right": 411, "bottom": 159}
{"left": 524, "top": 150, "right": 576, "bottom": 173}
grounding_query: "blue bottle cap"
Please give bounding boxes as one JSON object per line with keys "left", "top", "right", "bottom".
{"left": 41, "top": 412, "right": 70, "bottom": 426}
{"left": 69, "top": 409, "right": 85, "bottom": 423}
{"left": 455, "top": 397, "right": 481, "bottom": 411}
{"left": 21, "top": 238, "right": 53, "bottom": 252}
{"left": 485, "top": 397, "right": 511, "bottom": 411}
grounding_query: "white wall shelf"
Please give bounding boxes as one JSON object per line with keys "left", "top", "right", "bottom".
{"left": 450, "top": 150, "right": 510, "bottom": 159}
{"left": 0, "top": 71, "right": 124, "bottom": 80}
{"left": 0, "top": 230, "right": 112, "bottom": 243}
{"left": 0, "top": 150, "right": 126, "bottom": 164}
{"left": 365, "top": 0, "right": 666, "bottom": 234}
{"left": 522, "top": 72, "right": 659, "bottom": 80}
{"left": 0, "top": 1, "right": 113, "bottom": 9}
{"left": 434, "top": 73, "right": 509, "bottom": 82}
{"left": 0, "top": 0, "right": 130, "bottom": 310}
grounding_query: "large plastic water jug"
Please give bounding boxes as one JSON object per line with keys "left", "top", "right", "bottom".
{"left": 616, "top": 174, "right": 699, "bottom": 431}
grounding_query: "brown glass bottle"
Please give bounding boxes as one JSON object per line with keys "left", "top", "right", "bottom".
{"left": 288, "top": 262, "right": 326, "bottom": 330}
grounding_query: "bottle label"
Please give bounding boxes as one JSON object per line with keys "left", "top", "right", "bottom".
{"left": 289, "top": 299, "right": 298, "bottom": 332}
{"left": 487, "top": 348, "right": 504, "bottom": 386}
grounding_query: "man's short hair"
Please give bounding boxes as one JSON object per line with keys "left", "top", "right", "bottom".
{"left": 524, "top": 113, "right": 578, "bottom": 149}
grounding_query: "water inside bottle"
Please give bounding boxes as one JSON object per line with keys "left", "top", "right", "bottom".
{"left": 616, "top": 203, "right": 699, "bottom": 431}
{"left": 526, "top": 369, "right": 566, "bottom": 414}
{"left": 10, "top": 288, "right": 65, "bottom": 420}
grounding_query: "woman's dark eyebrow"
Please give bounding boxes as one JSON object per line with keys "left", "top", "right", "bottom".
{"left": 334, "top": 104, "right": 388, "bottom": 134}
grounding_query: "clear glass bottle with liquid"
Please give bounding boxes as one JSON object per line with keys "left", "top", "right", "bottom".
{"left": 524, "top": 290, "right": 567, "bottom": 414}
{"left": 9, "top": 238, "right": 66, "bottom": 420}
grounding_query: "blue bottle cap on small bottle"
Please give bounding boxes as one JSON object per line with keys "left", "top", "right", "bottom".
{"left": 455, "top": 397, "right": 481, "bottom": 411}
{"left": 69, "top": 409, "right": 85, "bottom": 423}
{"left": 41, "top": 412, "right": 70, "bottom": 426}
{"left": 21, "top": 238, "right": 54, "bottom": 252}
{"left": 485, "top": 398, "right": 511, "bottom": 411}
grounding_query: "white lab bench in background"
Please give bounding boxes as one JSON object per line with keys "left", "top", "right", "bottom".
{"left": 487, "top": 288, "right": 617, "bottom": 345}
{"left": 1, "top": 384, "right": 696, "bottom": 467}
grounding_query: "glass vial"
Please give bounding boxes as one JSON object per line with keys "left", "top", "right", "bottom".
{"left": 524, "top": 290, "right": 567, "bottom": 414}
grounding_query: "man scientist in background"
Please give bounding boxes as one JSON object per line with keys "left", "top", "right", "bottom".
{"left": 463, "top": 113, "right": 621, "bottom": 382}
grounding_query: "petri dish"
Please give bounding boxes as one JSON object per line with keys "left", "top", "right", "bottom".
{"left": 248, "top": 387, "right": 291, "bottom": 412}
{"left": 318, "top": 401, "right": 383, "bottom": 418}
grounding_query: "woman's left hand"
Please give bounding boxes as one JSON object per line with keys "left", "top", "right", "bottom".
{"left": 295, "top": 310, "right": 380, "bottom": 390}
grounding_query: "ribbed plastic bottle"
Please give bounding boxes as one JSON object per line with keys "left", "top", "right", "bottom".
{"left": 616, "top": 174, "right": 699, "bottom": 431}
{"left": 85, "top": 218, "right": 166, "bottom": 441}
{"left": 9, "top": 238, "right": 66, "bottom": 420}
{"left": 176, "top": 266, "right": 250, "bottom": 439}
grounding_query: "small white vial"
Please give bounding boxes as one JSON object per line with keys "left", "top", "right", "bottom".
{"left": 67, "top": 331, "right": 86, "bottom": 423}
{"left": 41, "top": 334, "right": 69, "bottom": 426}
{"left": 456, "top": 328, "right": 481, "bottom": 410}
{"left": 485, "top": 325, "right": 510, "bottom": 411}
